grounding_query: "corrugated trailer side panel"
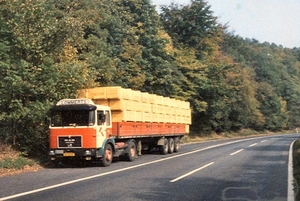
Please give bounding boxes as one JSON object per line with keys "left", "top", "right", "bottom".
{"left": 166, "top": 123, "right": 175, "bottom": 134}
{"left": 176, "top": 124, "right": 186, "bottom": 134}
{"left": 150, "top": 123, "right": 163, "bottom": 135}
{"left": 111, "top": 122, "right": 186, "bottom": 138}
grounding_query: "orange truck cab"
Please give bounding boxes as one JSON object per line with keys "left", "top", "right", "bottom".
{"left": 49, "top": 99, "right": 117, "bottom": 166}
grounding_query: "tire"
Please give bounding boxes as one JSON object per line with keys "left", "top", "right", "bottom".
{"left": 168, "top": 138, "right": 174, "bottom": 153}
{"left": 101, "top": 143, "right": 113, "bottom": 167}
{"left": 174, "top": 137, "right": 180, "bottom": 152}
{"left": 159, "top": 138, "right": 169, "bottom": 155}
{"left": 125, "top": 140, "right": 137, "bottom": 161}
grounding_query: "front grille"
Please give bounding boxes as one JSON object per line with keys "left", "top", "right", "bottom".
{"left": 58, "top": 136, "right": 82, "bottom": 148}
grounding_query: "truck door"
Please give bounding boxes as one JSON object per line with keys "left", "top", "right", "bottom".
{"left": 96, "top": 110, "right": 111, "bottom": 148}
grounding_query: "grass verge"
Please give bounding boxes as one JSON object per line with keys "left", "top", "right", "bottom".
{"left": 0, "top": 142, "right": 42, "bottom": 177}
{"left": 0, "top": 156, "right": 35, "bottom": 169}
{"left": 293, "top": 139, "right": 300, "bottom": 200}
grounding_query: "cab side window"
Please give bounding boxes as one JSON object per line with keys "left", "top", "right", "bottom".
{"left": 97, "top": 111, "right": 105, "bottom": 125}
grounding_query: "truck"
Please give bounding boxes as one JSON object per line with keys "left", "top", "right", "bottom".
{"left": 49, "top": 86, "right": 191, "bottom": 166}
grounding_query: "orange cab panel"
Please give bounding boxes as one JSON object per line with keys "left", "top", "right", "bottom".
{"left": 49, "top": 127, "right": 97, "bottom": 149}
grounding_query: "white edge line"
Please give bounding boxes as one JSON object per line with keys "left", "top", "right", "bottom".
{"left": 0, "top": 136, "right": 266, "bottom": 201}
{"left": 170, "top": 162, "right": 214, "bottom": 183}
{"left": 249, "top": 143, "right": 257, "bottom": 147}
{"left": 230, "top": 149, "right": 244, "bottom": 156}
{"left": 287, "top": 140, "right": 295, "bottom": 201}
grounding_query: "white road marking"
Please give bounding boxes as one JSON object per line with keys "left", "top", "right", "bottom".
{"left": 0, "top": 136, "right": 267, "bottom": 201}
{"left": 170, "top": 162, "right": 214, "bottom": 183}
{"left": 261, "top": 140, "right": 268, "bottom": 143}
{"left": 287, "top": 140, "right": 295, "bottom": 201}
{"left": 230, "top": 149, "right": 244, "bottom": 156}
{"left": 249, "top": 143, "right": 257, "bottom": 147}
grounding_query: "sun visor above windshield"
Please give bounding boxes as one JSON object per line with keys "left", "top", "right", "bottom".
{"left": 51, "top": 104, "right": 97, "bottom": 111}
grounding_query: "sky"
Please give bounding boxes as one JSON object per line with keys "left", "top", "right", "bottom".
{"left": 151, "top": 0, "right": 300, "bottom": 48}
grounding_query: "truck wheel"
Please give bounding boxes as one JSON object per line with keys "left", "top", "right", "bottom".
{"left": 159, "top": 138, "right": 169, "bottom": 155}
{"left": 174, "top": 137, "right": 180, "bottom": 152}
{"left": 168, "top": 138, "right": 174, "bottom": 153}
{"left": 101, "top": 143, "right": 113, "bottom": 167}
{"left": 125, "top": 140, "right": 137, "bottom": 161}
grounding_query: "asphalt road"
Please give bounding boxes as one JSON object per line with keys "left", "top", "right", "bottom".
{"left": 0, "top": 133, "right": 299, "bottom": 201}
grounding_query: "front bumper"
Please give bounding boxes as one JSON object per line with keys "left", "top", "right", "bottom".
{"left": 49, "top": 148, "right": 99, "bottom": 160}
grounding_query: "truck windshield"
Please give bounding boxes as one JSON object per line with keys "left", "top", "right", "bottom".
{"left": 50, "top": 110, "right": 95, "bottom": 127}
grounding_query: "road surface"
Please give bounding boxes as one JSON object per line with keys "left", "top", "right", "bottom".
{"left": 0, "top": 133, "right": 298, "bottom": 201}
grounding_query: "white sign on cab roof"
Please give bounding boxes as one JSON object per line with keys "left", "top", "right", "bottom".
{"left": 56, "top": 99, "right": 95, "bottom": 106}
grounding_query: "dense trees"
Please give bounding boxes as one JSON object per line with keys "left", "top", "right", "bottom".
{"left": 0, "top": 0, "right": 91, "bottom": 154}
{"left": 0, "top": 0, "right": 300, "bottom": 155}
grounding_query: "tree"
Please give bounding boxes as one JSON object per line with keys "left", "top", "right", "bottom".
{"left": 256, "top": 82, "right": 288, "bottom": 131}
{"left": 0, "top": 0, "right": 92, "bottom": 154}
{"left": 160, "top": 0, "right": 221, "bottom": 59}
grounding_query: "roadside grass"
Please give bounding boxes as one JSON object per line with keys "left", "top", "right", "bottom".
{"left": 293, "top": 139, "right": 300, "bottom": 200}
{"left": 0, "top": 141, "right": 41, "bottom": 177}
{"left": 183, "top": 129, "right": 274, "bottom": 143}
{"left": 0, "top": 156, "right": 35, "bottom": 169}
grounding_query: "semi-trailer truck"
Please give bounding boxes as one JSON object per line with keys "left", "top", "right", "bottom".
{"left": 49, "top": 87, "right": 191, "bottom": 166}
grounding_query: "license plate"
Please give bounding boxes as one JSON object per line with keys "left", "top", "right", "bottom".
{"left": 63, "top": 152, "right": 75, "bottom": 157}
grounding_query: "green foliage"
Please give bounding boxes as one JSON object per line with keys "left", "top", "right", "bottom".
{"left": 0, "top": 0, "right": 93, "bottom": 155}
{"left": 160, "top": 0, "right": 221, "bottom": 59}
{"left": 0, "top": 0, "right": 300, "bottom": 155}
{"left": 0, "top": 157, "right": 35, "bottom": 169}
{"left": 256, "top": 83, "right": 288, "bottom": 131}
{"left": 221, "top": 33, "right": 299, "bottom": 130}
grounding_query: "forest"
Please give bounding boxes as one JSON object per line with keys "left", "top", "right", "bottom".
{"left": 1, "top": 0, "right": 300, "bottom": 156}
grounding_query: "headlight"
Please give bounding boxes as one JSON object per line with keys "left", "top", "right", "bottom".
{"left": 85, "top": 150, "right": 91, "bottom": 155}
{"left": 49, "top": 150, "right": 55, "bottom": 156}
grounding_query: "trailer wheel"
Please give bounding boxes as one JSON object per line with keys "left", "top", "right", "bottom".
{"left": 125, "top": 140, "right": 137, "bottom": 161}
{"left": 168, "top": 138, "right": 174, "bottom": 153}
{"left": 101, "top": 143, "right": 113, "bottom": 167}
{"left": 174, "top": 137, "right": 180, "bottom": 152}
{"left": 159, "top": 138, "right": 169, "bottom": 155}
